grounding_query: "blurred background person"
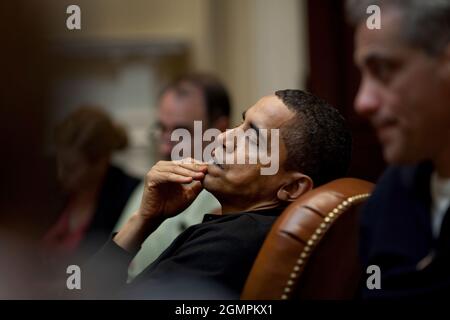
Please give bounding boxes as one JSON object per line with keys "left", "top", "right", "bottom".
{"left": 41, "top": 107, "right": 140, "bottom": 263}
{"left": 347, "top": 0, "right": 450, "bottom": 299}
{"left": 115, "top": 73, "right": 231, "bottom": 279}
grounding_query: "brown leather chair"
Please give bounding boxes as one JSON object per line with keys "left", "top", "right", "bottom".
{"left": 241, "top": 178, "right": 374, "bottom": 300}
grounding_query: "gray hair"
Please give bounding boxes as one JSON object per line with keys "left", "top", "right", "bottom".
{"left": 346, "top": 0, "right": 450, "bottom": 55}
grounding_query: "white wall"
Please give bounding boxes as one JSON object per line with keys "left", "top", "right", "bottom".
{"left": 211, "top": 0, "right": 309, "bottom": 125}
{"left": 51, "top": 59, "right": 159, "bottom": 176}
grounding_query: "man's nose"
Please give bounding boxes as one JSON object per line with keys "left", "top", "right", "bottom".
{"left": 354, "top": 78, "right": 381, "bottom": 119}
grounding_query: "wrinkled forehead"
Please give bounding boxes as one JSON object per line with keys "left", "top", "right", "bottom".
{"left": 246, "top": 95, "right": 294, "bottom": 129}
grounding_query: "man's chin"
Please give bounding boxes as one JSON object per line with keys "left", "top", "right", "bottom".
{"left": 202, "top": 173, "right": 228, "bottom": 199}
{"left": 383, "top": 143, "right": 425, "bottom": 165}
{"left": 383, "top": 143, "right": 404, "bottom": 164}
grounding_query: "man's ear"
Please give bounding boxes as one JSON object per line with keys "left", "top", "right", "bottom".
{"left": 276, "top": 173, "right": 313, "bottom": 202}
{"left": 212, "top": 116, "right": 229, "bottom": 132}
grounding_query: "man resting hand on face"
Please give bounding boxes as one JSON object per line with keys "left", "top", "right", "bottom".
{"left": 81, "top": 90, "right": 352, "bottom": 299}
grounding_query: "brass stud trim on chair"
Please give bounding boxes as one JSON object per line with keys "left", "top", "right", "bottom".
{"left": 280, "top": 193, "right": 371, "bottom": 300}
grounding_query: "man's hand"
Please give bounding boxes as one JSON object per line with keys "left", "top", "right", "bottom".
{"left": 137, "top": 158, "right": 208, "bottom": 221}
{"left": 114, "top": 158, "right": 208, "bottom": 253}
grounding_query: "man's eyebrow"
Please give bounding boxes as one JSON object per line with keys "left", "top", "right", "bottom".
{"left": 358, "top": 51, "right": 393, "bottom": 67}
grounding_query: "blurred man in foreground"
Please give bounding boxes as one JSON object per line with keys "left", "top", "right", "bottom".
{"left": 347, "top": 0, "right": 450, "bottom": 298}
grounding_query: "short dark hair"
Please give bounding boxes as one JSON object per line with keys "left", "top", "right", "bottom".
{"left": 346, "top": 0, "right": 450, "bottom": 55}
{"left": 160, "top": 73, "right": 231, "bottom": 125}
{"left": 275, "top": 89, "right": 352, "bottom": 187}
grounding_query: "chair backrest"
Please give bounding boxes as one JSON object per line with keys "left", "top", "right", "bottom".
{"left": 241, "top": 178, "right": 374, "bottom": 300}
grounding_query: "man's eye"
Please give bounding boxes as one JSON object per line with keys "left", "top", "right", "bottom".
{"left": 377, "top": 65, "right": 392, "bottom": 82}
{"left": 371, "top": 61, "right": 398, "bottom": 84}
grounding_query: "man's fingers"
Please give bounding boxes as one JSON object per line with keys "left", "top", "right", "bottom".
{"left": 148, "top": 158, "right": 208, "bottom": 186}
{"left": 177, "top": 157, "right": 207, "bottom": 165}
{"left": 161, "top": 165, "right": 205, "bottom": 179}
{"left": 174, "top": 158, "right": 208, "bottom": 170}
{"left": 157, "top": 158, "right": 207, "bottom": 173}
{"left": 150, "top": 167, "right": 207, "bottom": 186}
{"left": 164, "top": 172, "right": 193, "bottom": 184}
{"left": 178, "top": 163, "right": 208, "bottom": 173}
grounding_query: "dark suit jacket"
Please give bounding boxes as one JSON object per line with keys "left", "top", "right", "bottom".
{"left": 360, "top": 162, "right": 450, "bottom": 299}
